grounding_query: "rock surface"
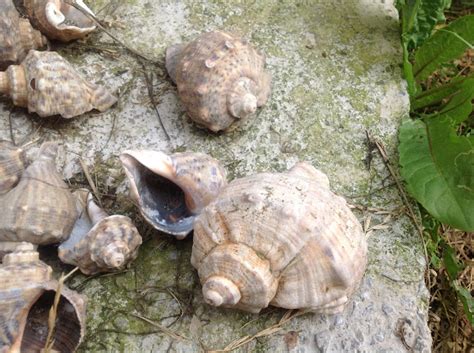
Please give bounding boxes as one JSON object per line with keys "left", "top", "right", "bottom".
{"left": 0, "top": 0, "right": 431, "bottom": 352}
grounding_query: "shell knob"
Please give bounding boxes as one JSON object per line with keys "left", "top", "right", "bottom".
{"left": 202, "top": 276, "right": 241, "bottom": 307}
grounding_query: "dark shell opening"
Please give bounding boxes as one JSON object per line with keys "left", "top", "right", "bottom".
{"left": 21, "top": 290, "right": 82, "bottom": 353}
{"left": 60, "top": 4, "right": 95, "bottom": 29}
{"left": 132, "top": 161, "right": 194, "bottom": 236}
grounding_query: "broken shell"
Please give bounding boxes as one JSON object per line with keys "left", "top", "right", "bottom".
{"left": 0, "top": 140, "right": 27, "bottom": 194}
{"left": 166, "top": 31, "right": 271, "bottom": 132}
{"left": 22, "top": 0, "right": 96, "bottom": 42}
{"left": 120, "top": 150, "right": 227, "bottom": 239}
{"left": 191, "top": 162, "right": 367, "bottom": 314}
{"left": 0, "top": 141, "right": 78, "bottom": 245}
{"left": 0, "top": 50, "right": 117, "bottom": 118}
{"left": 58, "top": 189, "right": 143, "bottom": 275}
{"left": 0, "top": 0, "right": 48, "bottom": 70}
{"left": 0, "top": 242, "right": 86, "bottom": 352}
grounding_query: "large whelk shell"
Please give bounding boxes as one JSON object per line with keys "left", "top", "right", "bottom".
{"left": 120, "top": 150, "right": 227, "bottom": 239}
{"left": 0, "top": 50, "right": 117, "bottom": 118}
{"left": 0, "top": 140, "right": 27, "bottom": 195}
{"left": 0, "top": 0, "right": 48, "bottom": 70}
{"left": 0, "top": 141, "right": 78, "bottom": 245}
{"left": 191, "top": 162, "right": 368, "bottom": 314}
{"left": 22, "top": 0, "right": 96, "bottom": 42}
{"left": 0, "top": 242, "right": 86, "bottom": 352}
{"left": 58, "top": 189, "right": 143, "bottom": 275}
{"left": 166, "top": 31, "right": 271, "bottom": 132}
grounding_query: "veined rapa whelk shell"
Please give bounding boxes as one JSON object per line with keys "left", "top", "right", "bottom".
{"left": 191, "top": 162, "right": 368, "bottom": 314}
{"left": 0, "top": 50, "right": 117, "bottom": 118}
{"left": 58, "top": 189, "right": 143, "bottom": 275}
{"left": 0, "top": 141, "right": 78, "bottom": 245}
{"left": 120, "top": 150, "right": 227, "bottom": 239}
{"left": 166, "top": 31, "right": 271, "bottom": 132}
{"left": 22, "top": 0, "right": 96, "bottom": 42}
{"left": 0, "top": 140, "right": 28, "bottom": 194}
{"left": 0, "top": 242, "right": 86, "bottom": 352}
{"left": 0, "top": 0, "right": 48, "bottom": 70}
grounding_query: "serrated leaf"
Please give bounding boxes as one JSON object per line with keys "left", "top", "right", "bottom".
{"left": 398, "top": 118, "right": 474, "bottom": 231}
{"left": 414, "top": 15, "right": 474, "bottom": 81}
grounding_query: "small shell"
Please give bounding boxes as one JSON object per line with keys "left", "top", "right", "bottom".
{"left": 22, "top": 0, "right": 96, "bottom": 42}
{"left": 191, "top": 162, "right": 367, "bottom": 313}
{"left": 0, "top": 50, "right": 117, "bottom": 118}
{"left": 0, "top": 0, "right": 48, "bottom": 70}
{"left": 0, "top": 242, "right": 86, "bottom": 352}
{"left": 120, "top": 150, "right": 227, "bottom": 239}
{"left": 58, "top": 189, "right": 143, "bottom": 275}
{"left": 0, "top": 141, "right": 78, "bottom": 245}
{"left": 0, "top": 140, "right": 27, "bottom": 194}
{"left": 166, "top": 31, "right": 271, "bottom": 132}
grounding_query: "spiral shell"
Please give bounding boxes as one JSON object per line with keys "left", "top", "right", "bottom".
{"left": 0, "top": 140, "right": 27, "bottom": 195}
{"left": 0, "top": 141, "right": 78, "bottom": 245}
{"left": 0, "top": 50, "right": 117, "bottom": 118}
{"left": 22, "top": 0, "right": 96, "bottom": 42}
{"left": 0, "top": 242, "right": 86, "bottom": 352}
{"left": 191, "top": 162, "right": 367, "bottom": 314}
{"left": 166, "top": 31, "right": 271, "bottom": 132}
{"left": 120, "top": 150, "right": 227, "bottom": 239}
{"left": 58, "top": 189, "right": 143, "bottom": 275}
{"left": 0, "top": 0, "right": 48, "bottom": 70}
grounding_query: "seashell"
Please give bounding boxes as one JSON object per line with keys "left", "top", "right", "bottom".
{"left": 0, "top": 140, "right": 27, "bottom": 194}
{"left": 120, "top": 150, "right": 227, "bottom": 239}
{"left": 166, "top": 31, "right": 271, "bottom": 132}
{"left": 22, "top": 0, "right": 96, "bottom": 42}
{"left": 191, "top": 162, "right": 368, "bottom": 314}
{"left": 0, "top": 0, "right": 48, "bottom": 70}
{"left": 58, "top": 189, "right": 143, "bottom": 275}
{"left": 0, "top": 242, "right": 86, "bottom": 352}
{"left": 0, "top": 141, "right": 78, "bottom": 245}
{"left": 0, "top": 50, "right": 117, "bottom": 118}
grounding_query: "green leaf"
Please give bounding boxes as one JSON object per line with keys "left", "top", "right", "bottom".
{"left": 442, "top": 242, "right": 463, "bottom": 280}
{"left": 453, "top": 283, "right": 474, "bottom": 326}
{"left": 398, "top": 118, "right": 474, "bottom": 231}
{"left": 414, "top": 15, "right": 474, "bottom": 81}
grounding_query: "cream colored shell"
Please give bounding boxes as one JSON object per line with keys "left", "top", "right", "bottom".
{"left": 22, "top": 0, "right": 96, "bottom": 42}
{"left": 191, "top": 162, "right": 367, "bottom": 313}
{"left": 0, "top": 141, "right": 78, "bottom": 245}
{"left": 0, "top": 0, "right": 48, "bottom": 70}
{"left": 0, "top": 242, "right": 86, "bottom": 352}
{"left": 166, "top": 31, "right": 271, "bottom": 132}
{"left": 0, "top": 140, "right": 27, "bottom": 194}
{"left": 0, "top": 50, "right": 117, "bottom": 118}
{"left": 58, "top": 189, "right": 143, "bottom": 275}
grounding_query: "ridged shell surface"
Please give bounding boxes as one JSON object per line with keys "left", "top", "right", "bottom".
{"left": 22, "top": 0, "right": 96, "bottom": 42}
{"left": 0, "top": 0, "right": 48, "bottom": 70}
{"left": 166, "top": 31, "right": 271, "bottom": 132}
{"left": 0, "top": 243, "right": 87, "bottom": 353}
{"left": 0, "top": 141, "right": 78, "bottom": 244}
{"left": 191, "top": 162, "right": 367, "bottom": 313}
{"left": 0, "top": 140, "right": 27, "bottom": 194}
{"left": 0, "top": 50, "right": 117, "bottom": 118}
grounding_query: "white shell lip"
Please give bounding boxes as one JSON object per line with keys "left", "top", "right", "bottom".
{"left": 45, "top": 1, "right": 96, "bottom": 33}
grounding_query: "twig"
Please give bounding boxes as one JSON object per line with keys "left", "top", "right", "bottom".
{"left": 129, "top": 313, "right": 189, "bottom": 341}
{"left": 79, "top": 158, "right": 102, "bottom": 207}
{"left": 8, "top": 109, "right": 15, "bottom": 145}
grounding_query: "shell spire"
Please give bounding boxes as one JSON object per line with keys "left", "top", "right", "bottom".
{"left": 0, "top": 0, "right": 49, "bottom": 70}
{"left": 0, "top": 50, "right": 117, "bottom": 118}
{"left": 0, "top": 141, "right": 78, "bottom": 245}
{"left": 166, "top": 31, "right": 271, "bottom": 132}
{"left": 22, "top": 0, "right": 96, "bottom": 42}
{"left": 58, "top": 190, "right": 143, "bottom": 275}
{"left": 120, "top": 150, "right": 227, "bottom": 239}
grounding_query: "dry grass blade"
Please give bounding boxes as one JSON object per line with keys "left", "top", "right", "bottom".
{"left": 130, "top": 313, "right": 189, "bottom": 341}
{"left": 43, "top": 267, "right": 79, "bottom": 352}
{"left": 79, "top": 158, "right": 102, "bottom": 207}
{"left": 208, "top": 310, "right": 307, "bottom": 352}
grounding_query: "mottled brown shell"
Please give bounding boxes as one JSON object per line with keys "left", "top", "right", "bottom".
{"left": 0, "top": 243, "right": 86, "bottom": 352}
{"left": 0, "top": 50, "right": 117, "bottom": 118}
{"left": 0, "top": 141, "right": 78, "bottom": 245}
{"left": 0, "top": 0, "right": 48, "bottom": 70}
{"left": 166, "top": 31, "right": 271, "bottom": 132}
{"left": 22, "top": 0, "right": 96, "bottom": 42}
{"left": 58, "top": 190, "right": 143, "bottom": 275}
{"left": 191, "top": 162, "right": 368, "bottom": 313}
{"left": 0, "top": 140, "right": 27, "bottom": 194}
